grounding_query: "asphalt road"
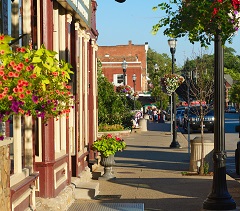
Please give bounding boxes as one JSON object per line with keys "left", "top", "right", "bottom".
{"left": 177, "top": 112, "right": 240, "bottom": 179}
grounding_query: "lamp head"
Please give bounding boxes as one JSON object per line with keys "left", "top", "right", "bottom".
{"left": 122, "top": 59, "right": 128, "bottom": 70}
{"left": 132, "top": 73, "right": 137, "bottom": 82}
{"left": 154, "top": 64, "right": 159, "bottom": 71}
{"left": 115, "top": 0, "right": 126, "bottom": 2}
{"left": 168, "top": 38, "right": 177, "bottom": 49}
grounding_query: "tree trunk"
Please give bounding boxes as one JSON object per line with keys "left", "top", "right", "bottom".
{"left": 200, "top": 104, "right": 205, "bottom": 175}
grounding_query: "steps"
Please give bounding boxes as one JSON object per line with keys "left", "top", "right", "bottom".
{"left": 71, "top": 168, "right": 100, "bottom": 200}
{"left": 73, "top": 181, "right": 99, "bottom": 199}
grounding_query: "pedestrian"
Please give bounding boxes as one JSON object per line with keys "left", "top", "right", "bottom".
{"left": 158, "top": 110, "right": 161, "bottom": 123}
{"left": 153, "top": 109, "right": 158, "bottom": 122}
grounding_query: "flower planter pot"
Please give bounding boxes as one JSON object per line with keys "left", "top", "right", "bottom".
{"left": 99, "top": 154, "right": 116, "bottom": 180}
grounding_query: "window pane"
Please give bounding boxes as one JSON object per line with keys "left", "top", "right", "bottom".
{"left": 117, "top": 74, "right": 123, "bottom": 83}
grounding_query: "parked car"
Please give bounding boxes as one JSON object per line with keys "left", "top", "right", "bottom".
{"left": 183, "top": 107, "right": 214, "bottom": 133}
{"left": 225, "top": 106, "right": 236, "bottom": 113}
{"left": 176, "top": 109, "right": 185, "bottom": 127}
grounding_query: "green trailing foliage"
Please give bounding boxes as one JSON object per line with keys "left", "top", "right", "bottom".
{"left": 91, "top": 134, "right": 126, "bottom": 157}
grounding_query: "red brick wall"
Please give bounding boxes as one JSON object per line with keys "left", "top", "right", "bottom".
{"left": 98, "top": 40, "right": 147, "bottom": 92}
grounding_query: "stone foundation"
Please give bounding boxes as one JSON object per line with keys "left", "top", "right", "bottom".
{"left": 0, "top": 144, "right": 10, "bottom": 210}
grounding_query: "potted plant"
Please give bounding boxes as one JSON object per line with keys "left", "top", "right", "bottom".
{"left": 92, "top": 134, "right": 126, "bottom": 179}
{"left": 0, "top": 34, "right": 73, "bottom": 133}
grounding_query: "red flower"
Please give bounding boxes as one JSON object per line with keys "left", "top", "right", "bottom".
{"left": 9, "top": 61, "right": 15, "bottom": 66}
{"left": 8, "top": 72, "right": 14, "bottom": 77}
{"left": 232, "top": 0, "right": 240, "bottom": 9}
{"left": 19, "top": 93, "right": 25, "bottom": 99}
{"left": 14, "top": 73, "right": 19, "bottom": 77}
{"left": 26, "top": 66, "right": 31, "bottom": 71}
{"left": 30, "top": 74, "right": 37, "bottom": 78}
{"left": 20, "top": 47, "right": 26, "bottom": 53}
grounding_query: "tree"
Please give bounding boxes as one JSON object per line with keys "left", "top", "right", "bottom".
{"left": 152, "top": 0, "right": 239, "bottom": 208}
{"left": 152, "top": 1, "right": 240, "bottom": 47}
{"left": 223, "top": 47, "right": 240, "bottom": 108}
{"left": 179, "top": 55, "right": 214, "bottom": 175}
{"left": 147, "top": 48, "right": 179, "bottom": 109}
{"left": 97, "top": 60, "right": 133, "bottom": 128}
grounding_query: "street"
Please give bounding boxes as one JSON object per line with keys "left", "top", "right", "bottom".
{"left": 148, "top": 112, "right": 240, "bottom": 178}
{"left": 179, "top": 112, "right": 240, "bottom": 178}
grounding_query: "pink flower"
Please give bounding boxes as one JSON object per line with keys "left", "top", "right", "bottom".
{"left": 19, "top": 93, "right": 25, "bottom": 99}
{"left": 116, "top": 137, "right": 122, "bottom": 141}
{"left": 8, "top": 72, "right": 14, "bottom": 77}
{"left": 106, "top": 134, "right": 112, "bottom": 138}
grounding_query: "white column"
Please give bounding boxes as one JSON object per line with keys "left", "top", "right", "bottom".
{"left": 78, "top": 29, "right": 84, "bottom": 152}
{"left": 13, "top": 115, "right": 22, "bottom": 173}
{"left": 84, "top": 33, "right": 90, "bottom": 146}
{"left": 37, "top": 0, "right": 41, "bottom": 49}
{"left": 24, "top": 115, "right": 33, "bottom": 173}
{"left": 91, "top": 39, "right": 98, "bottom": 143}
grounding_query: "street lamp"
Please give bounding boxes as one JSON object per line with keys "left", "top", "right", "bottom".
{"left": 122, "top": 59, "right": 127, "bottom": 86}
{"left": 203, "top": 32, "right": 236, "bottom": 210}
{"left": 154, "top": 63, "right": 159, "bottom": 72}
{"left": 168, "top": 38, "right": 181, "bottom": 148}
{"left": 132, "top": 74, "right": 137, "bottom": 110}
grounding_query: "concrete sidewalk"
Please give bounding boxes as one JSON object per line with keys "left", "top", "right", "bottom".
{"left": 68, "top": 123, "right": 240, "bottom": 211}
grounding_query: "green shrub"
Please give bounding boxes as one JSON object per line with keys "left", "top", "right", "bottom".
{"left": 98, "top": 124, "right": 124, "bottom": 132}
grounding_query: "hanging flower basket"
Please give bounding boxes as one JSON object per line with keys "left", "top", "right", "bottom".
{"left": 152, "top": 0, "right": 240, "bottom": 46}
{"left": 160, "top": 74, "right": 185, "bottom": 96}
{"left": 116, "top": 85, "right": 134, "bottom": 95}
{"left": 0, "top": 34, "right": 74, "bottom": 124}
{"left": 116, "top": 84, "right": 135, "bottom": 99}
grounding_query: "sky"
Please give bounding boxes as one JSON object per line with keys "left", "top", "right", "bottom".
{"left": 96, "top": 0, "right": 240, "bottom": 67}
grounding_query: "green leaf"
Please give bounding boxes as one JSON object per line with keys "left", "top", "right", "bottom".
{"left": 32, "top": 56, "right": 42, "bottom": 63}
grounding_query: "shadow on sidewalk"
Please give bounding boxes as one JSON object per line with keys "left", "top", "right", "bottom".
{"left": 115, "top": 148, "right": 189, "bottom": 172}
{"left": 90, "top": 176, "right": 240, "bottom": 211}
{"left": 147, "top": 121, "right": 171, "bottom": 132}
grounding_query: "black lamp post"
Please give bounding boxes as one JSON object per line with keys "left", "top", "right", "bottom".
{"left": 168, "top": 38, "right": 181, "bottom": 148}
{"left": 132, "top": 73, "right": 137, "bottom": 110}
{"left": 122, "top": 59, "right": 127, "bottom": 86}
{"left": 203, "top": 32, "right": 236, "bottom": 210}
{"left": 154, "top": 64, "right": 161, "bottom": 108}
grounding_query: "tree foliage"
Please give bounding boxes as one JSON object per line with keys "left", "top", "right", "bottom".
{"left": 97, "top": 60, "right": 133, "bottom": 128}
{"left": 180, "top": 54, "right": 214, "bottom": 175}
{"left": 147, "top": 48, "right": 178, "bottom": 109}
{"left": 152, "top": 1, "right": 240, "bottom": 47}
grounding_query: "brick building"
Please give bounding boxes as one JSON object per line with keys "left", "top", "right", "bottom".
{"left": 97, "top": 40, "right": 149, "bottom": 93}
{"left": 0, "top": 0, "right": 99, "bottom": 210}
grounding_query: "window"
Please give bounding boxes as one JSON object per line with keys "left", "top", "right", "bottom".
{"left": 113, "top": 74, "right": 126, "bottom": 86}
